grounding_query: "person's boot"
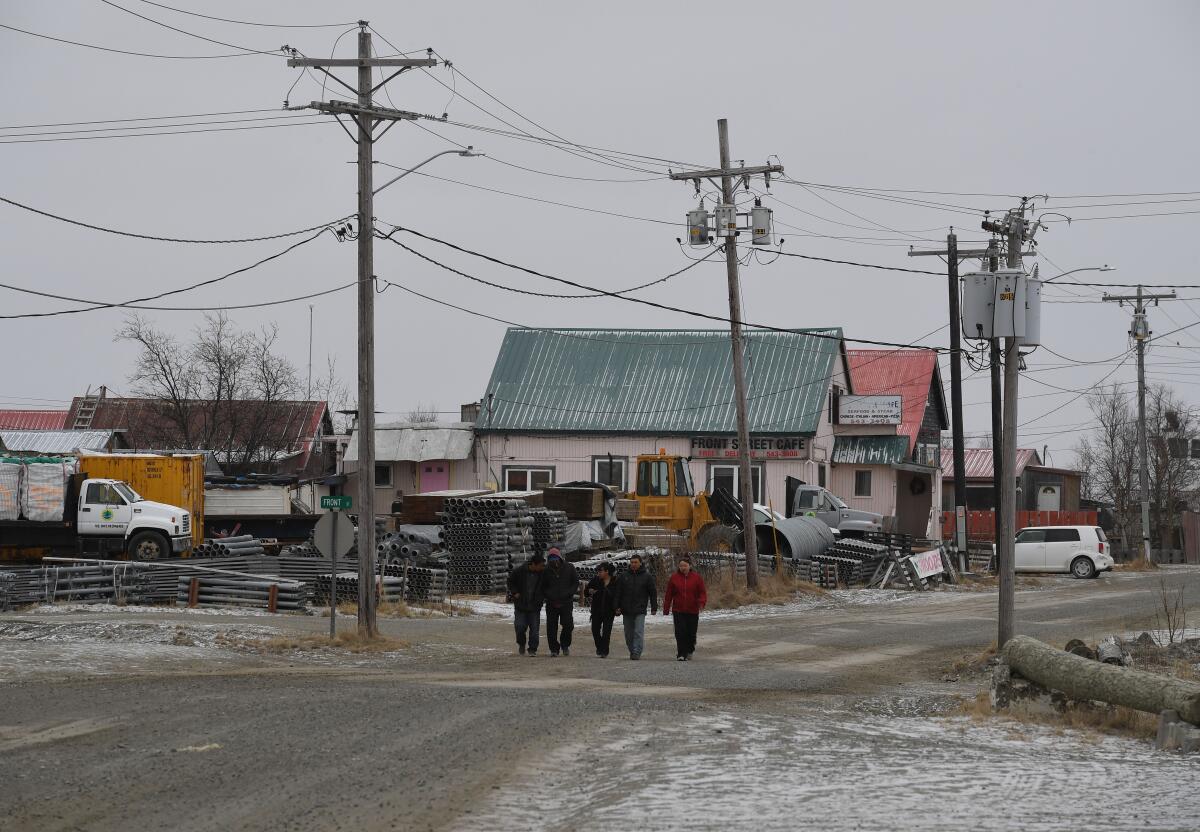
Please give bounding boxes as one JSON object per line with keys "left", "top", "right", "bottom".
{"left": 562, "top": 646, "right": 570, "bottom": 657}
{"left": 518, "top": 645, "right": 526, "bottom": 656}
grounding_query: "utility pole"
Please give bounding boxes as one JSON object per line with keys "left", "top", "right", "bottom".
{"left": 998, "top": 213, "right": 1022, "bottom": 648}
{"left": 669, "top": 119, "right": 782, "bottom": 587}
{"left": 1103, "top": 285, "right": 1175, "bottom": 563}
{"left": 287, "top": 24, "right": 438, "bottom": 637}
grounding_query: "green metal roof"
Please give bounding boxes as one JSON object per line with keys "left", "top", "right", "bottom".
{"left": 832, "top": 435, "right": 910, "bottom": 466}
{"left": 478, "top": 328, "right": 845, "bottom": 435}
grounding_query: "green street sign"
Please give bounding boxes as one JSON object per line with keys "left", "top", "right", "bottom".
{"left": 321, "top": 495, "right": 353, "bottom": 511}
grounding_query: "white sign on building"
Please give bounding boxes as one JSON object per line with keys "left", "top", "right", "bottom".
{"left": 838, "top": 395, "right": 902, "bottom": 425}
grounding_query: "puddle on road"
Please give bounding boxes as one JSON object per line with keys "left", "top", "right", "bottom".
{"left": 457, "top": 708, "right": 1200, "bottom": 832}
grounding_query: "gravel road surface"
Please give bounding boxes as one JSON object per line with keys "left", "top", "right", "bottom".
{"left": 1, "top": 568, "right": 1196, "bottom": 831}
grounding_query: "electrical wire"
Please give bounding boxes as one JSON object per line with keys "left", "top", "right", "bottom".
{"left": 0, "top": 107, "right": 286, "bottom": 131}
{"left": 0, "top": 118, "right": 332, "bottom": 144}
{"left": 0, "top": 21, "right": 263, "bottom": 59}
{"left": 0, "top": 195, "right": 354, "bottom": 244}
{"left": 0, "top": 228, "right": 337, "bottom": 319}
{"left": 2, "top": 280, "right": 357, "bottom": 312}
{"left": 127, "top": 0, "right": 357, "bottom": 28}
{"left": 0, "top": 112, "right": 319, "bottom": 139}
{"left": 97, "top": 0, "right": 284, "bottom": 54}
{"left": 772, "top": 250, "right": 942, "bottom": 276}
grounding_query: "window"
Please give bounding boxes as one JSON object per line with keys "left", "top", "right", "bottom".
{"left": 853, "top": 470, "right": 872, "bottom": 498}
{"left": 818, "top": 465, "right": 827, "bottom": 489}
{"left": 1044, "top": 528, "right": 1080, "bottom": 543}
{"left": 637, "top": 460, "right": 670, "bottom": 496}
{"left": 374, "top": 464, "right": 392, "bottom": 488}
{"left": 85, "top": 483, "right": 124, "bottom": 505}
{"left": 709, "top": 464, "right": 763, "bottom": 503}
{"left": 1094, "top": 527, "right": 1108, "bottom": 543}
{"left": 503, "top": 467, "right": 554, "bottom": 491}
{"left": 795, "top": 489, "right": 820, "bottom": 511}
{"left": 674, "top": 458, "right": 694, "bottom": 497}
{"left": 1015, "top": 528, "right": 1046, "bottom": 543}
{"left": 592, "top": 456, "right": 627, "bottom": 491}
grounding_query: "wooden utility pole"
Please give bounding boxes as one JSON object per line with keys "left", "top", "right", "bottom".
{"left": 669, "top": 120, "right": 783, "bottom": 588}
{"left": 1103, "top": 285, "right": 1175, "bottom": 563}
{"left": 998, "top": 212, "right": 1022, "bottom": 648}
{"left": 287, "top": 24, "right": 437, "bottom": 637}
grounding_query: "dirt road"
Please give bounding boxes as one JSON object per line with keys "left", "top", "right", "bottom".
{"left": 1, "top": 568, "right": 1196, "bottom": 831}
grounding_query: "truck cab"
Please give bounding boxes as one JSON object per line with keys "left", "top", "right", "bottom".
{"left": 788, "top": 482, "right": 883, "bottom": 536}
{"left": 77, "top": 478, "right": 192, "bottom": 559}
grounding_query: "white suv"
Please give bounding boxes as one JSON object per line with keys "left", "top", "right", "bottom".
{"left": 1014, "top": 525, "right": 1114, "bottom": 578}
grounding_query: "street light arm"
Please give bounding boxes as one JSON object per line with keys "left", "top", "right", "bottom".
{"left": 1042, "top": 265, "right": 1113, "bottom": 284}
{"left": 373, "top": 147, "right": 484, "bottom": 196}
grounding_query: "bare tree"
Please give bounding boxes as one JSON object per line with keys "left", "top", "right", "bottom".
{"left": 117, "top": 313, "right": 306, "bottom": 474}
{"left": 1146, "top": 384, "right": 1199, "bottom": 550}
{"left": 312, "top": 355, "right": 352, "bottom": 433}
{"left": 405, "top": 403, "right": 440, "bottom": 424}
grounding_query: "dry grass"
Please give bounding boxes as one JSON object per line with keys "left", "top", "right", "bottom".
{"left": 256, "top": 631, "right": 410, "bottom": 654}
{"left": 1116, "top": 556, "right": 1158, "bottom": 572}
{"left": 318, "top": 599, "right": 468, "bottom": 619}
{"left": 957, "top": 690, "right": 1159, "bottom": 739}
{"left": 949, "top": 642, "right": 998, "bottom": 674}
{"left": 703, "top": 571, "right": 826, "bottom": 610}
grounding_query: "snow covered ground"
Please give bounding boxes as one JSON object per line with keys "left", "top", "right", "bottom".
{"left": 458, "top": 706, "right": 1200, "bottom": 831}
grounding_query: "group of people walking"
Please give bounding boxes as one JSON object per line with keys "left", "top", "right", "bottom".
{"left": 507, "top": 550, "right": 708, "bottom": 661}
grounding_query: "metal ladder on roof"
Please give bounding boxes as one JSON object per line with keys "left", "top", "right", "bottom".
{"left": 73, "top": 388, "right": 102, "bottom": 430}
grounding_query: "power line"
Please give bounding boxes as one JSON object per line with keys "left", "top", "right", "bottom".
{"left": 97, "top": 0, "right": 282, "bottom": 54}
{"left": 0, "top": 195, "right": 353, "bottom": 244}
{"left": 773, "top": 250, "right": 942, "bottom": 276}
{"left": 0, "top": 228, "right": 336, "bottom": 319}
{"left": 2, "top": 280, "right": 357, "bottom": 313}
{"left": 0, "top": 112, "right": 317, "bottom": 139}
{"left": 0, "top": 107, "right": 282, "bottom": 130}
{"left": 1043, "top": 209, "right": 1200, "bottom": 223}
{"left": 381, "top": 224, "right": 948, "bottom": 353}
{"left": 128, "top": 0, "right": 356, "bottom": 28}
{"left": 0, "top": 21, "right": 262, "bottom": 59}
{"left": 0, "top": 118, "right": 332, "bottom": 144}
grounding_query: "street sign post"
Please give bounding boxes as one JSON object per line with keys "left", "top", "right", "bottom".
{"left": 314, "top": 502, "right": 355, "bottom": 636}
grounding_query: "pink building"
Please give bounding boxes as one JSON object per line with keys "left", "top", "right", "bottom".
{"left": 471, "top": 327, "right": 851, "bottom": 514}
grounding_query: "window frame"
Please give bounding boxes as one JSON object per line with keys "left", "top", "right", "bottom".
{"left": 707, "top": 462, "right": 764, "bottom": 504}
{"left": 373, "top": 463, "right": 393, "bottom": 488}
{"left": 591, "top": 455, "right": 628, "bottom": 491}
{"left": 1016, "top": 528, "right": 1046, "bottom": 544}
{"left": 636, "top": 459, "right": 670, "bottom": 497}
{"left": 502, "top": 465, "right": 556, "bottom": 492}
{"left": 853, "top": 469, "right": 872, "bottom": 498}
{"left": 1044, "top": 528, "right": 1081, "bottom": 543}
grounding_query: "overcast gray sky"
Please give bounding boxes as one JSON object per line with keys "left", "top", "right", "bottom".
{"left": 3, "top": 1, "right": 1199, "bottom": 465}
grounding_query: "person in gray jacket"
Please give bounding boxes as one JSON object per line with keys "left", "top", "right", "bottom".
{"left": 614, "top": 553, "right": 658, "bottom": 660}
{"left": 542, "top": 548, "right": 578, "bottom": 657}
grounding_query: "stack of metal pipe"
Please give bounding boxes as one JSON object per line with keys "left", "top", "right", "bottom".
{"left": 380, "top": 561, "right": 449, "bottom": 602}
{"left": 312, "top": 572, "right": 405, "bottom": 605}
{"left": 191, "top": 535, "right": 267, "bottom": 557}
{"left": 529, "top": 509, "right": 568, "bottom": 555}
{"left": 440, "top": 498, "right": 534, "bottom": 594}
{"left": 376, "top": 530, "right": 435, "bottom": 562}
{"left": 33, "top": 563, "right": 153, "bottom": 604}
{"left": 175, "top": 574, "right": 305, "bottom": 610}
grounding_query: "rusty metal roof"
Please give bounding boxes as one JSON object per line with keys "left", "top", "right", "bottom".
{"left": 0, "top": 410, "right": 69, "bottom": 430}
{"left": 479, "top": 328, "right": 845, "bottom": 435}
{"left": 941, "top": 447, "right": 1042, "bottom": 480}
{"left": 832, "top": 435, "right": 909, "bottom": 466}
{"left": 846, "top": 349, "right": 946, "bottom": 455}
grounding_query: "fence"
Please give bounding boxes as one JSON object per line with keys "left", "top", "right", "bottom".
{"left": 941, "top": 510, "right": 1098, "bottom": 540}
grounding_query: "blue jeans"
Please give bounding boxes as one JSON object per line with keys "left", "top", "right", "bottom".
{"left": 622, "top": 613, "right": 645, "bottom": 656}
{"left": 514, "top": 608, "right": 541, "bottom": 652}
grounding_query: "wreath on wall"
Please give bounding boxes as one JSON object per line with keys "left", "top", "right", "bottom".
{"left": 909, "top": 477, "right": 928, "bottom": 496}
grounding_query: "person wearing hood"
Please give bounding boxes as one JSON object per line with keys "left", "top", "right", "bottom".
{"left": 506, "top": 552, "right": 546, "bottom": 656}
{"left": 614, "top": 553, "right": 657, "bottom": 660}
{"left": 542, "top": 548, "right": 578, "bottom": 657}
{"left": 584, "top": 561, "right": 619, "bottom": 657}
{"left": 663, "top": 555, "right": 707, "bottom": 661}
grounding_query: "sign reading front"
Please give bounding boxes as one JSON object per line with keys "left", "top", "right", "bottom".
{"left": 838, "top": 395, "right": 902, "bottom": 425}
{"left": 690, "top": 436, "right": 807, "bottom": 460}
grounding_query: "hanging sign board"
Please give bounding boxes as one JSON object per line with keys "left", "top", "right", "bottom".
{"left": 838, "top": 395, "right": 902, "bottom": 425}
{"left": 690, "top": 436, "right": 807, "bottom": 460}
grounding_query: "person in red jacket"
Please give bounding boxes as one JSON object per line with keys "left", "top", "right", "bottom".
{"left": 662, "top": 555, "right": 708, "bottom": 661}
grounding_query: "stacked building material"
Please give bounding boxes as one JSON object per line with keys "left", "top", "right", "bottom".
{"left": 529, "top": 508, "right": 568, "bottom": 555}
{"left": 26, "top": 563, "right": 154, "bottom": 604}
{"left": 401, "top": 489, "right": 491, "bottom": 524}
{"left": 281, "top": 541, "right": 322, "bottom": 558}
{"left": 621, "top": 526, "right": 688, "bottom": 552}
{"left": 176, "top": 574, "right": 305, "bottom": 610}
{"left": 542, "top": 486, "right": 604, "bottom": 520}
{"left": 615, "top": 498, "right": 640, "bottom": 522}
{"left": 0, "top": 571, "right": 13, "bottom": 610}
{"left": 381, "top": 561, "right": 450, "bottom": 603}
{"left": 312, "top": 572, "right": 406, "bottom": 605}
{"left": 377, "top": 529, "right": 435, "bottom": 563}
{"left": 192, "top": 535, "right": 267, "bottom": 557}
{"left": 791, "top": 537, "right": 891, "bottom": 588}
{"left": 440, "top": 497, "right": 534, "bottom": 594}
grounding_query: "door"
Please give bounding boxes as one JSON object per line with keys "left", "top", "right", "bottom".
{"left": 78, "top": 481, "right": 131, "bottom": 536}
{"left": 1037, "top": 485, "right": 1061, "bottom": 512}
{"left": 1043, "top": 527, "right": 1081, "bottom": 571}
{"left": 1014, "top": 528, "right": 1046, "bottom": 571}
{"left": 419, "top": 461, "right": 450, "bottom": 493}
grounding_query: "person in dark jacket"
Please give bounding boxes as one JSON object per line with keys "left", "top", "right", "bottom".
{"left": 584, "top": 561, "right": 619, "bottom": 657}
{"left": 506, "top": 553, "right": 546, "bottom": 656}
{"left": 542, "top": 548, "right": 578, "bottom": 657}
{"left": 614, "top": 553, "right": 657, "bottom": 660}
{"left": 663, "top": 555, "right": 708, "bottom": 661}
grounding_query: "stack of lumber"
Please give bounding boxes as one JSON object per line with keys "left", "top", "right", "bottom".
{"left": 543, "top": 486, "right": 604, "bottom": 520}
{"left": 400, "top": 489, "right": 490, "bottom": 524}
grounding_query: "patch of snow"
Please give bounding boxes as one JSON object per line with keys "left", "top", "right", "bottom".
{"left": 25, "top": 602, "right": 288, "bottom": 617}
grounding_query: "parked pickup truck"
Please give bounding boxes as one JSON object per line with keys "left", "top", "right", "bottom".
{"left": 0, "top": 473, "right": 193, "bottom": 560}
{"left": 785, "top": 480, "right": 883, "bottom": 536}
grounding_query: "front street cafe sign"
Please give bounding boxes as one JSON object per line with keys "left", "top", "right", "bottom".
{"left": 690, "top": 436, "right": 807, "bottom": 460}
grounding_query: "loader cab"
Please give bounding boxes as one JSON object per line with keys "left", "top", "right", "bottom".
{"left": 634, "top": 452, "right": 695, "bottom": 531}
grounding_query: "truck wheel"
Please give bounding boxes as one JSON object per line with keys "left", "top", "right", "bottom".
{"left": 128, "top": 530, "right": 169, "bottom": 561}
{"left": 697, "top": 523, "right": 743, "bottom": 553}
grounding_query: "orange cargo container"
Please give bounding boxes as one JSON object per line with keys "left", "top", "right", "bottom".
{"left": 77, "top": 453, "right": 205, "bottom": 548}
